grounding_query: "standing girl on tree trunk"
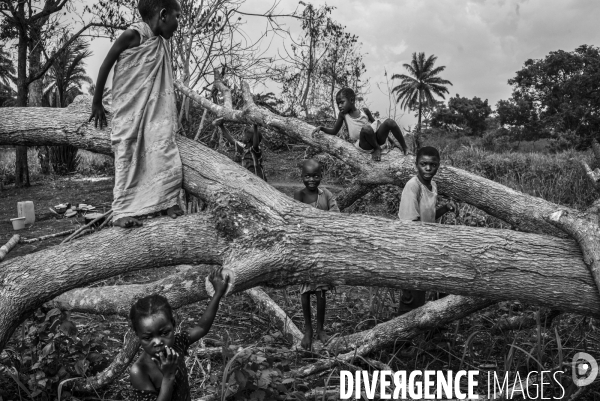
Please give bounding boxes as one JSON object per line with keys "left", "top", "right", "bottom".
{"left": 89, "top": 0, "right": 185, "bottom": 228}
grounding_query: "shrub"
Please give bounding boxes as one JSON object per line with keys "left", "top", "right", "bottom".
{"left": 50, "top": 145, "right": 80, "bottom": 175}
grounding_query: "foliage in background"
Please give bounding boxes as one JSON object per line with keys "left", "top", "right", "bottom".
{"left": 0, "top": 45, "right": 16, "bottom": 106}
{"left": 41, "top": 33, "right": 93, "bottom": 175}
{"left": 431, "top": 94, "right": 492, "bottom": 136}
{"left": 497, "top": 44, "right": 600, "bottom": 148}
{"left": 43, "top": 34, "right": 92, "bottom": 108}
{"left": 2, "top": 308, "right": 108, "bottom": 400}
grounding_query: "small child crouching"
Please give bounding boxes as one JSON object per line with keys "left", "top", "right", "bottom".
{"left": 294, "top": 159, "right": 339, "bottom": 349}
{"left": 397, "top": 146, "right": 457, "bottom": 313}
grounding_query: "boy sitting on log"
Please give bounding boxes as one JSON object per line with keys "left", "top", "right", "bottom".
{"left": 312, "top": 87, "right": 408, "bottom": 161}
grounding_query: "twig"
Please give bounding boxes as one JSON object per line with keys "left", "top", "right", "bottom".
{"left": 20, "top": 229, "right": 76, "bottom": 244}
{"left": 61, "top": 210, "right": 112, "bottom": 244}
{"left": 96, "top": 214, "right": 113, "bottom": 231}
{"left": 194, "top": 108, "right": 209, "bottom": 141}
{"left": 0, "top": 234, "right": 20, "bottom": 262}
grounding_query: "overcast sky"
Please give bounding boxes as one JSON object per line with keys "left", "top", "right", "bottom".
{"left": 84, "top": 0, "right": 600, "bottom": 128}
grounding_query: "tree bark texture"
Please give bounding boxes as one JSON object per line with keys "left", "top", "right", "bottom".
{"left": 0, "top": 91, "right": 574, "bottom": 237}
{"left": 0, "top": 89, "right": 598, "bottom": 358}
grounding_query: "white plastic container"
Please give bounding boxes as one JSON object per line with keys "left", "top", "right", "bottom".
{"left": 11, "top": 217, "right": 26, "bottom": 231}
{"left": 17, "top": 201, "right": 35, "bottom": 224}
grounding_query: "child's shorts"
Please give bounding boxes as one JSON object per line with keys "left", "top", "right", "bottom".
{"left": 300, "top": 283, "right": 335, "bottom": 294}
{"left": 353, "top": 119, "right": 392, "bottom": 154}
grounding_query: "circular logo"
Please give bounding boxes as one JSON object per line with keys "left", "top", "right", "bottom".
{"left": 572, "top": 352, "right": 598, "bottom": 387}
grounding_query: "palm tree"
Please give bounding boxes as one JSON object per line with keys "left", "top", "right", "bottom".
{"left": 0, "top": 46, "right": 16, "bottom": 106}
{"left": 44, "top": 35, "right": 93, "bottom": 108}
{"left": 43, "top": 34, "right": 93, "bottom": 174}
{"left": 392, "top": 52, "right": 452, "bottom": 133}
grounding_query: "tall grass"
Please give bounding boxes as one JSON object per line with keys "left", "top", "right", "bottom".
{"left": 448, "top": 146, "right": 596, "bottom": 210}
{"left": 0, "top": 147, "right": 113, "bottom": 184}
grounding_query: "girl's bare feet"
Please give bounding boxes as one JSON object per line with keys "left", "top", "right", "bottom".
{"left": 113, "top": 216, "right": 142, "bottom": 228}
{"left": 166, "top": 205, "right": 184, "bottom": 219}
{"left": 301, "top": 327, "right": 313, "bottom": 350}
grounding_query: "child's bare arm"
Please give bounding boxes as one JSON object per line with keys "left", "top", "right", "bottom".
{"left": 362, "top": 108, "right": 376, "bottom": 123}
{"left": 188, "top": 267, "right": 229, "bottom": 343}
{"left": 313, "top": 112, "right": 345, "bottom": 136}
{"left": 89, "top": 29, "right": 140, "bottom": 128}
{"left": 130, "top": 352, "right": 178, "bottom": 401}
{"left": 435, "top": 200, "right": 458, "bottom": 219}
{"left": 294, "top": 189, "right": 304, "bottom": 202}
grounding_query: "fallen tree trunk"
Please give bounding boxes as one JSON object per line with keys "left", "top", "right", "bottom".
{"left": 0, "top": 234, "right": 20, "bottom": 262}
{"left": 0, "top": 95, "right": 599, "bottom": 355}
{"left": 0, "top": 93, "right": 575, "bottom": 237}
{"left": 294, "top": 295, "right": 495, "bottom": 377}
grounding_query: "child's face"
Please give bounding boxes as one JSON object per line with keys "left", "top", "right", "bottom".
{"left": 302, "top": 164, "right": 322, "bottom": 191}
{"left": 336, "top": 95, "right": 354, "bottom": 114}
{"left": 416, "top": 155, "right": 440, "bottom": 182}
{"left": 159, "top": 1, "right": 181, "bottom": 39}
{"left": 136, "top": 311, "right": 175, "bottom": 359}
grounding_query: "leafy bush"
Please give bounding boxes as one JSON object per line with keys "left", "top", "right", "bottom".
{"left": 3, "top": 308, "right": 108, "bottom": 400}
{"left": 221, "top": 343, "right": 309, "bottom": 400}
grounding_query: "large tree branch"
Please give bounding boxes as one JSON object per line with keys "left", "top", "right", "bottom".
{"left": 294, "top": 295, "right": 495, "bottom": 377}
{"left": 50, "top": 265, "right": 304, "bottom": 344}
{"left": 48, "top": 265, "right": 215, "bottom": 316}
{"left": 0, "top": 215, "right": 225, "bottom": 350}
{"left": 174, "top": 80, "right": 571, "bottom": 237}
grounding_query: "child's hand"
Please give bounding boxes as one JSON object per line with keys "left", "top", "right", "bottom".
{"left": 151, "top": 346, "right": 180, "bottom": 379}
{"left": 212, "top": 117, "right": 225, "bottom": 127}
{"left": 311, "top": 126, "right": 323, "bottom": 139}
{"left": 89, "top": 102, "right": 108, "bottom": 129}
{"left": 447, "top": 200, "right": 459, "bottom": 217}
{"left": 209, "top": 267, "right": 230, "bottom": 297}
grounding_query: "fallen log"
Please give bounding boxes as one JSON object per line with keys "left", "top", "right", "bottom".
{"left": 0, "top": 234, "right": 20, "bottom": 262}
